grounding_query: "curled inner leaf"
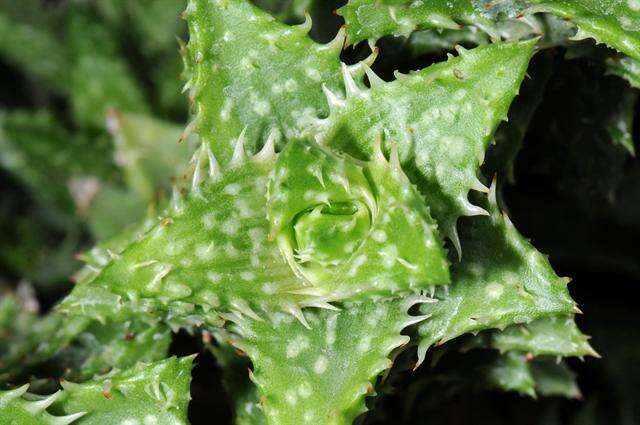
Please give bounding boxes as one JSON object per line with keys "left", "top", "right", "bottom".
{"left": 268, "top": 139, "right": 450, "bottom": 300}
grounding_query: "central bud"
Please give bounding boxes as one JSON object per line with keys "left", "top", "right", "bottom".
{"left": 294, "top": 201, "right": 370, "bottom": 274}
{"left": 267, "top": 139, "right": 451, "bottom": 301}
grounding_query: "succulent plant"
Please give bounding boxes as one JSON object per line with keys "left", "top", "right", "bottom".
{"left": 2, "top": 0, "right": 639, "bottom": 424}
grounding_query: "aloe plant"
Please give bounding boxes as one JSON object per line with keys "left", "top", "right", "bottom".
{"left": 2, "top": 0, "right": 639, "bottom": 424}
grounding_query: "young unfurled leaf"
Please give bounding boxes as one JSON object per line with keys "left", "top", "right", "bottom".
{"left": 186, "top": 0, "right": 535, "bottom": 253}
{"left": 268, "top": 139, "right": 449, "bottom": 299}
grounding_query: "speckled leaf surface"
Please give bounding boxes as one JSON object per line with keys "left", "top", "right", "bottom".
{"left": 59, "top": 134, "right": 449, "bottom": 326}
{"left": 231, "top": 296, "right": 432, "bottom": 425}
{"left": 268, "top": 139, "right": 449, "bottom": 299}
{"left": 339, "top": 0, "right": 640, "bottom": 60}
{"left": 528, "top": 0, "right": 640, "bottom": 60}
{"left": 0, "top": 294, "right": 171, "bottom": 386}
{"left": 491, "top": 315, "right": 596, "bottom": 358}
{"left": 52, "top": 357, "right": 192, "bottom": 425}
{"left": 338, "top": 0, "right": 510, "bottom": 45}
{"left": 184, "top": 0, "right": 351, "bottom": 162}
{"left": 416, "top": 186, "right": 576, "bottom": 364}
{"left": 318, "top": 40, "right": 535, "bottom": 249}
{"left": 0, "top": 357, "right": 193, "bottom": 425}
{"left": 57, "top": 144, "right": 297, "bottom": 327}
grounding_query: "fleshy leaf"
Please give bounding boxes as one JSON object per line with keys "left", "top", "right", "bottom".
{"left": 0, "top": 293, "right": 171, "bottom": 385}
{"left": 0, "top": 384, "right": 85, "bottom": 425}
{"left": 416, "top": 186, "right": 577, "bottom": 364}
{"left": 53, "top": 357, "right": 193, "bottom": 425}
{"left": 531, "top": 357, "right": 582, "bottom": 398}
{"left": 483, "top": 351, "right": 581, "bottom": 398}
{"left": 230, "top": 296, "right": 432, "bottom": 425}
{"left": 338, "top": 0, "right": 508, "bottom": 45}
{"left": 0, "top": 357, "right": 193, "bottom": 425}
{"left": 527, "top": 0, "right": 640, "bottom": 61}
{"left": 268, "top": 139, "right": 449, "bottom": 299}
{"left": 339, "top": 0, "right": 640, "bottom": 61}
{"left": 57, "top": 141, "right": 299, "bottom": 327}
{"left": 491, "top": 315, "right": 597, "bottom": 358}
{"left": 184, "top": 0, "right": 354, "bottom": 162}
{"left": 317, "top": 40, "right": 535, "bottom": 249}
{"left": 484, "top": 351, "right": 536, "bottom": 397}
{"left": 59, "top": 134, "right": 447, "bottom": 326}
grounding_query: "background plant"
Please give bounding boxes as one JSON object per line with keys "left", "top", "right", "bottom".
{"left": 0, "top": 0, "right": 639, "bottom": 424}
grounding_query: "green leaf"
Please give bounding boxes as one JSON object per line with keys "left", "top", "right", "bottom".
{"left": 338, "top": 0, "right": 499, "bottom": 46}
{"left": 59, "top": 135, "right": 447, "bottom": 325}
{"left": 416, "top": 186, "right": 577, "bottom": 364}
{"left": 531, "top": 358, "right": 582, "bottom": 398}
{"left": 319, "top": 40, "right": 535, "bottom": 250}
{"left": 55, "top": 321, "right": 172, "bottom": 383}
{"left": 491, "top": 316, "right": 597, "bottom": 358}
{"left": 0, "top": 309, "right": 90, "bottom": 386}
{"left": 0, "top": 357, "right": 193, "bottom": 425}
{"left": 339, "top": 0, "right": 640, "bottom": 60}
{"left": 528, "top": 0, "right": 640, "bottom": 61}
{"left": 268, "top": 139, "right": 450, "bottom": 299}
{"left": 184, "top": 0, "right": 361, "bottom": 162}
{"left": 231, "top": 297, "right": 430, "bottom": 425}
{"left": 484, "top": 351, "right": 536, "bottom": 397}
{"left": 0, "top": 301, "right": 171, "bottom": 386}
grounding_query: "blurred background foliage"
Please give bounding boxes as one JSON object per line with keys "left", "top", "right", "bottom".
{"left": 0, "top": 0, "right": 638, "bottom": 424}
